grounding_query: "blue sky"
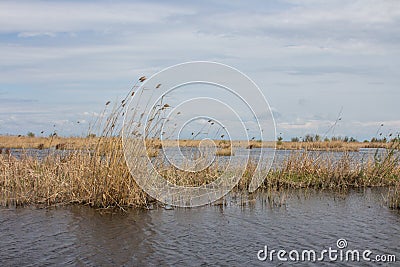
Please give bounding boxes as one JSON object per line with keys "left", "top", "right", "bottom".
{"left": 0, "top": 0, "right": 399, "bottom": 140}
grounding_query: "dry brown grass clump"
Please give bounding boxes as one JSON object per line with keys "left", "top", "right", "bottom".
{"left": 159, "top": 165, "right": 221, "bottom": 187}
{"left": 0, "top": 135, "right": 99, "bottom": 150}
{"left": 0, "top": 147, "right": 150, "bottom": 209}
{"left": 265, "top": 150, "right": 399, "bottom": 190}
{"left": 215, "top": 148, "right": 234, "bottom": 156}
{"left": 276, "top": 141, "right": 360, "bottom": 151}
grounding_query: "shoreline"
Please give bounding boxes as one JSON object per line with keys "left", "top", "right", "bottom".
{"left": 0, "top": 135, "right": 396, "bottom": 151}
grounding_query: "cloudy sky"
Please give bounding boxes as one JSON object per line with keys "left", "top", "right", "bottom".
{"left": 0, "top": 0, "right": 399, "bottom": 140}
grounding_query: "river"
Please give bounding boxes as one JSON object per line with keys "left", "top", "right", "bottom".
{"left": 1, "top": 188, "right": 399, "bottom": 266}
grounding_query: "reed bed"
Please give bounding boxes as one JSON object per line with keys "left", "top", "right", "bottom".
{"left": 265, "top": 151, "right": 399, "bottom": 190}
{"left": 0, "top": 135, "right": 99, "bottom": 150}
{"left": 1, "top": 143, "right": 398, "bottom": 209}
{"left": 0, "top": 142, "right": 150, "bottom": 208}
{"left": 275, "top": 141, "right": 397, "bottom": 151}
{"left": 1, "top": 77, "right": 399, "bottom": 210}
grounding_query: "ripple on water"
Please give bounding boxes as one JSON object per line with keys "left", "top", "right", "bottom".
{"left": 0, "top": 188, "right": 399, "bottom": 266}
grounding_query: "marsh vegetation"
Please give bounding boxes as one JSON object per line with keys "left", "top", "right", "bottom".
{"left": 0, "top": 77, "right": 399, "bottom": 210}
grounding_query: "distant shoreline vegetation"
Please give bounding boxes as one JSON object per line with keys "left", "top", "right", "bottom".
{"left": 0, "top": 135, "right": 398, "bottom": 152}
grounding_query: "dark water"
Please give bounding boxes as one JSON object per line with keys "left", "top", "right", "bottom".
{"left": 1, "top": 188, "right": 399, "bottom": 266}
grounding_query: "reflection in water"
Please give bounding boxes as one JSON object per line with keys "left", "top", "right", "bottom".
{"left": 1, "top": 188, "right": 399, "bottom": 266}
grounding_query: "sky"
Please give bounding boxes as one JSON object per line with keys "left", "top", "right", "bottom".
{"left": 0, "top": 0, "right": 399, "bottom": 140}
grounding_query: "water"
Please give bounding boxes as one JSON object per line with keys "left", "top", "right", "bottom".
{"left": 1, "top": 188, "right": 399, "bottom": 266}
{"left": 2, "top": 148, "right": 73, "bottom": 159}
{"left": 5, "top": 147, "right": 389, "bottom": 167}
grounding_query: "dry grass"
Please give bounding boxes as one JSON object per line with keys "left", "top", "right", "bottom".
{"left": 265, "top": 151, "right": 399, "bottom": 190}
{"left": 159, "top": 165, "right": 222, "bottom": 187}
{"left": 1, "top": 77, "right": 399, "bottom": 210}
{"left": 0, "top": 146, "right": 150, "bottom": 208}
{"left": 0, "top": 135, "right": 99, "bottom": 150}
{"left": 1, "top": 142, "right": 399, "bottom": 209}
{"left": 215, "top": 148, "right": 234, "bottom": 156}
{"left": 1, "top": 135, "right": 395, "bottom": 152}
{"left": 275, "top": 141, "right": 396, "bottom": 151}
{"left": 388, "top": 185, "right": 400, "bottom": 209}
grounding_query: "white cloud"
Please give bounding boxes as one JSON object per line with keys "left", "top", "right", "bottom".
{"left": 278, "top": 120, "right": 327, "bottom": 130}
{"left": 354, "top": 120, "right": 400, "bottom": 129}
{"left": 0, "top": 1, "right": 194, "bottom": 33}
{"left": 18, "top": 32, "right": 56, "bottom": 38}
{"left": 0, "top": 0, "right": 399, "bottom": 138}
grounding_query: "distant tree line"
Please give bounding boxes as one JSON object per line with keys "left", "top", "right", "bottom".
{"left": 289, "top": 134, "right": 358, "bottom": 143}
{"left": 287, "top": 134, "right": 400, "bottom": 143}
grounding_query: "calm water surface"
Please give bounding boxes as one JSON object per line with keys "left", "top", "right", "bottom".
{"left": 1, "top": 188, "right": 399, "bottom": 266}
